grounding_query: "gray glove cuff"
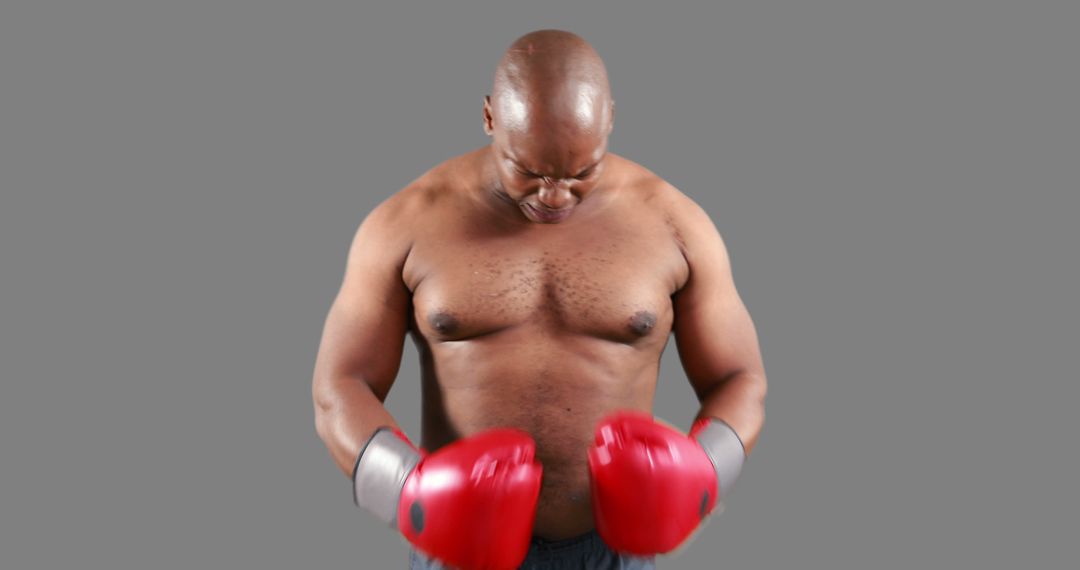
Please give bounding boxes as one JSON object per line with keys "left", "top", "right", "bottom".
{"left": 693, "top": 418, "right": 746, "bottom": 502}
{"left": 352, "top": 427, "right": 422, "bottom": 528}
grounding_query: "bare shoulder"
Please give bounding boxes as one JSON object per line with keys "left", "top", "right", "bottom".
{"left": 349, "top": 177, "right": 442, "bottom": 274}
{"left": 656, "top": 183, "right": 716, "bottom": 239}
{"left": 609, "top": 157, "right": 730, "bottom": 294}
{"left": 663, "top": 184, "right": 729, "bottom": 274}
{"left": 357, "top": 184, "right": 420, "bottom": 244}
{"left": 606, "top": 154, "right": 716, "bottom": 243}
{"left": 361, "top": 153, "right": 481, "bottom": 290}
{"left": 358, "top": 153, "right": 466, "bottom": 240}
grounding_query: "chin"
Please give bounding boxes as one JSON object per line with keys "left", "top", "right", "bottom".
{"left": 522, "top": 203, "right": 573, "bottom": 223}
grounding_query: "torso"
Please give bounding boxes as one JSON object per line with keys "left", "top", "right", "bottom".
{"left": 400, "top": 148, "right": 689, "bottom": 539}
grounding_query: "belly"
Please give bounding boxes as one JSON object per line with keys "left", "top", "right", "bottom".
{"left": 417, "top": 330, "right": 659, "bottom": 539}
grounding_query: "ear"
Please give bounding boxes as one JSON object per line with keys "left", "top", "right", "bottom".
{"left": 482, "top": 95, "right": 495, "bottom": 136}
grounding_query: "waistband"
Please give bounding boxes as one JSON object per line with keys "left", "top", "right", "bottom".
{"left": 529, "top": 529, "right": 603, "bottom": 553}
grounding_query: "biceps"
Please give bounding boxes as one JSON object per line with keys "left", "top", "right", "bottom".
{"left": 672, "top": 283, "right": 763, "bottom": 399}
{"left": 318, "top": 291, "right": 410, "bottom": 393}
{"left": 314, "top": 254, "right": 412, "bottom": 402}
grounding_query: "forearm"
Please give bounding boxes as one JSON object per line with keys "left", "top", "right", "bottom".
{"left": 313, "top": 375, "right": 404, "bottom": 476}
{"left": 694, "top": 371, "right": 766, "bottom": 455}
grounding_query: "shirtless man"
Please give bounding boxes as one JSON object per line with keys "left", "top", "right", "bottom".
{"left": 313, "top": 29, "right": 767, "bottom": 570}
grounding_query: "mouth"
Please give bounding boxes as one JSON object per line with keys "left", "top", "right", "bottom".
{"left": 522, "top": 203, "right": 573, "bottom": 223}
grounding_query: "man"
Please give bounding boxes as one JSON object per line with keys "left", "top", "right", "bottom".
{"left": 313, "top": 29, "right": 767, "bottom": 570}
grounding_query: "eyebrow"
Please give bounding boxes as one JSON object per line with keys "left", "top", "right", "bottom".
{"left": 510, "top": 157, "right": 599, "bottom": 178}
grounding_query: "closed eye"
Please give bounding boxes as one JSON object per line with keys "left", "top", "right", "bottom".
{"left": 574, "top": 167, "right": 596, "bottom": 180}
{"left": 512, "top": 163, "right": 537, "bottom": 177}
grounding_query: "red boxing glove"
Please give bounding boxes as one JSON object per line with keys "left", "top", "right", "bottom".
{"left": 353, "top": 428, "right": 543, "bottom": 570}
{"left": 587, "top": 410, "right": 744, "bottom": 555}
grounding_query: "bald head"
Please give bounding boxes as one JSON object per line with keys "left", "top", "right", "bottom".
{"left": 481, "top": 31, "right": 614, "bottom": 222}
{"left": 489, "top": 29, "right": 613, "bottom": 136}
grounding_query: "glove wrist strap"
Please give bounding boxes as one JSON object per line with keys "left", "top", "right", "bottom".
{"left": 693, "top": 418, "right": 746, "bottom": 501}
{"left": 352, "top": 427, "right": 422, "bottom": 527}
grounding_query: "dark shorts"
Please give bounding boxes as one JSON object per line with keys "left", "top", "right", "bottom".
{"left": 408, "top": 529, "right": 657, "bottom": 569}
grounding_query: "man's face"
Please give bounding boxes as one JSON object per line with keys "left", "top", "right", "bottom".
{"left": 484, "top": 95, "right": 612, "bottom": 224}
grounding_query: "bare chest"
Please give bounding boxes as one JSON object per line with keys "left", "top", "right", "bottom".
{"left": 403, "top": 206, "right": 688, "bottom": 345}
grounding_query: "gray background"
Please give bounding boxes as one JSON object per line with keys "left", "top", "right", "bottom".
{"left": 1, "top": 1, "right": 1076, "bottom": 569}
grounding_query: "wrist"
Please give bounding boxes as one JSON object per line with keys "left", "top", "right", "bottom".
{"left": 352, "top": 427, "right": 422, "bottom": 527}
{"left": 691, "top": 417, "right": 746, "bottom": 503}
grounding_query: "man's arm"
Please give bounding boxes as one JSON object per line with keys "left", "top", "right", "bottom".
{"left": 312, "top": 191, "right": 415, "bottom": 476}
{"left": 670, "top": 192, "right": 767, "bottom": 455}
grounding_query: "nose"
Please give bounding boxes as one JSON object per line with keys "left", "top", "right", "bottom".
{"left": 536, "top": 180, "right": 574, "bottom": 210}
